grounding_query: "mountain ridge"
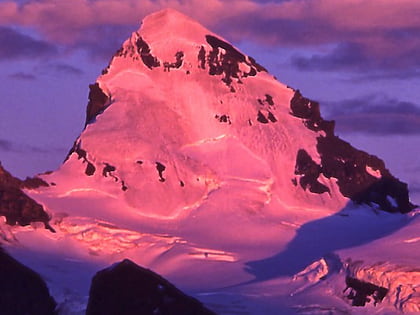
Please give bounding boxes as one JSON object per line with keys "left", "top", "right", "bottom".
{"left": 56, "top": 8, "right": 415, "bottom": 219}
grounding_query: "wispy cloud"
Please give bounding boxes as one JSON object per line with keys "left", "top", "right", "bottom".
{"left": 46, "top": 63, "right": 84, "bottom": 76}
{"left": 291, "top": 39, "right": 420, "bottom": 73}
{"left": 0, "top": 26, "right": 57, "bottom": 60}
{"left": 323, "top": 94, "right": 420, "bottom": 135}
{"left": 8, "top": 71, "right": 36, "bottom": 80}
{"left": 0, "top": 138, "right": 65, "bottom": 154}
{"left": 0, "top": 139, "right": 14, "bottom": 151}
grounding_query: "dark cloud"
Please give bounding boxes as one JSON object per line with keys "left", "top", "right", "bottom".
{"left": 323, "top": 95, "right": 420, "bottom": 135}
{"left": 47, "top": 63, "right": 83, "bottom": 76}
{"left": 70, "top": 24, "right": 136, "bottom": 61}
{"left": 0, "top": 138, "right": 64, "bottom": 154}
{"left": 350, "top": 70, "right": 420, "bottom": 82}
{"left": 0, "top": 26, "right": 58, "bottom": 61}
{"left": 291, "top": 42, "right": 368, "bottom": 72}
{"left": 219, "top": 13, "right": 340, "bottom": 47}
{"left": 8, "top": 72, "right": 36, "bottom": 80}
{"left": 291, "top": 39, "right": 420, "bottom": 75}
{"left": 0, "top": 139, "right": 14, "bottom": 151}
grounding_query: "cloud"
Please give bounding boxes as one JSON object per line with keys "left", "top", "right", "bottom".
{"left": 0, "top": 139, "right": 14, "bottom": 151}
{"left": 0, "top": 138, "right": 64, "bottom": 154}
{"left": 8, "top": 71, "right": 36, "bottom": 80}
{"left": 47, "top": 63, "right": 84, "bottom": 76}
{"left": 0, "top": 26, "right": 57, "bottom": 60}
{"left": 323, "top": 94, "right": 420, "bottom": 135}
{"left": 2, "top": 0, "right": 419, "bottom": 43}
{"left": 1, "top": 0, "right": 419, "bottom": 72}
{"left": 291, "top": 42, "right": 368, "bottom": 72}
{"left": 350, "top": 69, "right": 420, "bottom": 81}
{"left": 291, "top": 39, "right": 420, "bottom": 73}
{"left": 69, "top": 24, "right": 138, "bottom": 61}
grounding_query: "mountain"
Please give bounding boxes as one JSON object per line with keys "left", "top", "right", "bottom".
{"left": 1, "top": 9, "right": 418, "bottom": 315}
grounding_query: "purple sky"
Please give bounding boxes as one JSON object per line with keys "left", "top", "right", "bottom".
{"left": 1, "top": 0, "right": 419, "bottom": 194}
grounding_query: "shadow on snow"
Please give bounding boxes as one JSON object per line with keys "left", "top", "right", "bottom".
{"left": 244, "top": 203, "right": 414, "bottom": 283}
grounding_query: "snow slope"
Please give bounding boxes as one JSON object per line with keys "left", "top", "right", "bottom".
{"left": 1, "top": 9, "right": 419, "bottom": 314}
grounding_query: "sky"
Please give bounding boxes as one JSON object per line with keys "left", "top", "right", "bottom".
{"left": 0, "top": 0, "right": 419, "bottom": 195}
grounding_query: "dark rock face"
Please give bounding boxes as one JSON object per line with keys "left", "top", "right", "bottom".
{"left": 265, "top": 94, "right": 274, "bottom": 106}
{"left": 102, "top": 163, "right": 117, "bottom": 179}
{"left": 290, "top": 90, "right": 415, "bottom": 213}
{"left": 215, "top": 114, "right": 231, "bottom": 124}
{"left": 290, "top": 90, "right": 335, "bottom": 136}
{"left": 85, "top": 83, "right": 111, "bottom": 126}
{"left": 86, "top": 259, "right": 216, "bottom": 315}
{"left": 21, "top": 176, "right": 49, "bottom": 189}
{"left": 136, "top": 36, "right": 160, "bottom": 69}
{"left": 295, "top": 149, "right": 330, "bottom": 194}
{"left": 344, "top": 276, "right": 388, "bottom": 307}
{"left": 0, "top": 162, "right": 54, "bottom": 231}
{"left": 199, "top": 35, "right": 266, "bottom": 89}
{"left": 68, "top": 141, "right": 96, "bottom": 176}
{"left": 156, "top": 162, "right": 166, "bottom": 182}
{"left": 317, "top": 136, "right": 413, "bottom": 213}
{"left": 0, "top": 247, "right": 57, "bottom": 314}
{"left": 257, "top": 111, "right": 269, "bottom": 124}
{"left": 267, "top": 111, "right": 277, "bottom": 123}
{"left": 67, "top": 143, "right": 129, "bottom": 191}
{"left": 164, "top": 51, "right": 184, "bottom": 71}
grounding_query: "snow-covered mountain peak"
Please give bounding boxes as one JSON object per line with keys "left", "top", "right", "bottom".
{"left": 43, "top": 9, "right": 414, "bottom": 223}
{"left": 139, "top": 8, "right": 213, "bottom": 44}
{"left": 101, "top": 8, "right": 268, "bottom": 92}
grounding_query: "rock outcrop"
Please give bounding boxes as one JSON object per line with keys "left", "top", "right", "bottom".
{"left": 0, "top": 247, "right": 56, "bottom": 314}
{"left": 86, "top": 259, "right": 216, "bottom": 315}
{"left": 0, "top": 162, "right": 53, "bottom": 231}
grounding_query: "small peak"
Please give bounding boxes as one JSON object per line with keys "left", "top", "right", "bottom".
{"left": 142, "top": 8, "right": 193, "bottom": 25}
{"left": 138, "top": 8, "right": 212, "bottom": 42}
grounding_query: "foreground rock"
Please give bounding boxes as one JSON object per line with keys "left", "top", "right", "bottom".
{"left": 0, "top": 162, "right": 53, "bottom": 231}
{"left": 86, "top": 259, "right": 216, "bottom": 315}
{"left": 0, "top": 247, "right": 56, "bottom": 314}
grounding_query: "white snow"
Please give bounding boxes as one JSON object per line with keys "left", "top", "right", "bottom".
{"left": 366, "top": 165, "right": 382, "bottom": 178}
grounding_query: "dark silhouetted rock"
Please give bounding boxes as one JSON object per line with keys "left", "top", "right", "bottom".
{"left": 201, "top": 35, "right": 265, "bottom": 88}
{"left": 290, "top": 90, "right": 415, "bottom": 213}
{"left": 344, "top": 276, "right": 388, "bottom": 307}
{"left": 0, "top": 247, "right": 56, "bottom": 314}
{"left": 265, "top": 94, "right": 274, "bottom": 106}
{"left": 136, "top": 36, "right": 160, "bottom": 69}
{"left": 164, "top": 51, "right": 184, "bottom": 71}
{"left": 267, "top": 111, "right": 277, "bottom": 123}
{"left": 102, "top": 163, "right": 116, "bottom": 178}
{"left": 86, "top": 259, "right": 216, "bottom": 315}
{"left": 295, "top": 149, "right": 330, "bottom": 194}
{"left": 215, "top": 114, "right": 231, "bottom": 124}
{"left": 156, "top": 162, "right": 166, "bottom": 182}
{"left": 0, "top": 162, "right": 54, "bottom": 231}
{"left": 290, "top": 90, "right": 335, "bottom": 136}
{"left": 85, "top": 83, "right": 111, "bottom": 126}
{"left": 257, "top": 111, "right": 269, "bottom": 124}
{"left": 66, "top": 141, "right": 97, "bottom": 177}
{"left": 21, "top": 176, "right": 49, "bottom": 189}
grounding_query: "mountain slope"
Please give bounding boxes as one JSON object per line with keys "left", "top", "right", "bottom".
{"left": 51, "top": 8, "right": 412, "bottom": 224}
